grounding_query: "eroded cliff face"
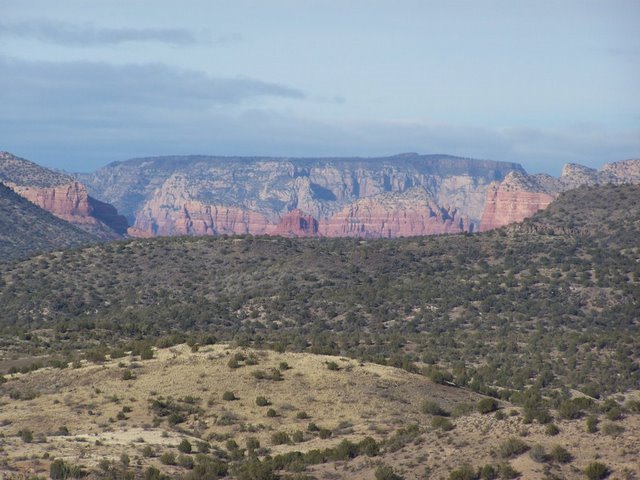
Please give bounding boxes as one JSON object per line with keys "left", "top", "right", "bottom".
{"left": 320, "top": 190, "right": 472, "bottom": 238}
{"left": 271, "top": 209, "right": 319, "bottom": 237}
{"left": 479, "top": 172, "right": 556, "bottom": 232}
{"left": 90, "top": 154, "right": 519, "bottom": 239}
{"left": 0, "top": 152, "right": 128, "bottom": 239}
{"left": 479, "top": 159, "right": 640, "bottom": 231}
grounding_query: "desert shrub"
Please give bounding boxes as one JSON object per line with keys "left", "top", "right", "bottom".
{"left": 550, "top": 445, "right": 572, "bottom": 464}
{"left": 228, "top": 357, "right": 240, "bottom": 369}
{"left": 496, "top": 463, "right": 519, "bottom": 479}
{"left": 477, "top": 464, "right": 497, "bottom": 480}
{"left": 19, "top": 428, "right": 33, "bottom": 443}
{"left": 424, "top": 367, "right": 454, "bottom": 385}
{"left": 256, "top": 396, "right": 270, "bottom": 406}
{"left": 477, "top": 398, "right": 499, "bottom": 414}
{"left": 266, "top": 408, "right": 277, "bottom": 417}
{"left": 584, "top": 462, "right": 609, "bottom": 480}
{"left": 178, "top": 439, "right": 192, "bottom": 453}
{"left": 421, "top": 400, "right": 449, "bottom": 416}
{"left": 144, "top": 466, "right": 166, "bottom": 480}
{"left": 271, "top": 431, "right": 290, "bottom": 445}
{"left": 296, "top": 411, "right": 310, "bottom": 419}
{"left": 498, "top": 437, "right": 529, "bottom": 458}
{"left": 558, "top": 399, "right": 586, "bottom": 420}
{"left": 432, "top": 416, "right": 454, "bottom": 431}
{"left": 160, "top": 451, "right": 176, "bottom": 465}
{"left": 178, "top": 454, "right": 194, "bottom": 469}
{"left": 292, "top": 430, "right": 304, "bottom": 443}
{"left": 122, "top": 369, "right": 134, "bottom": 381}
{"left": 601, "top": 422, "right": 624, "bottom": 436}
{"left": 318, "top": 428, "right": 332, "bottom": 439}
{"left": 326, "top": 361, "right": 339, "bottom": 371}
{"left": 605, "top": 407, "right": 623, "bottom": 421}
{"left": 120, "top": 453, "right": 130, "bottom": 466}
{"left": 140, "top": 347, "right": 154, "bottom": 360}
{"left": 625, "top": 399, "right": 640, "bottom": 413}
{"left": 528, "top": 444, "right": 547, "bottom": 463}
{"left": 49, "top": 459, "right": 84, "bottom": 479}
{"left": 57, "top": 425, "right": 70, "bottom": 436}
{"left": 279, "top": 361, "right": 290, "bottom": 370}
{"left": 252, "top": 368, "right": 283, "bottom": 381}
{"left": 494, "top": 410, "right": 506, "bottom": 420}
{"left": 375, "top": 464, "right": 404, "bottom": 480}
{"left": 307, "top": 422, "right": 319, "bottom": 432}
{"left": 386, "top": 424, "right": 420, "bottom": 452}
{"left": 545, "top": 424, "right": 559, "bottom": 436}
{"left": 586, "top": 415, "right": 598, "bottom": 433}
{"left": 452, "top": 402, "right": 476, "bottom": 418}
{"left": 50, "top": 459, "right": 67, "bottom": 480}
{"left": 222, "top": 391, "right": 236, "bottom": 401}
{"left": 184, "top": 455, "right": 228, "bottom": 480}
{"left": 142, "top": 445, "right": 154, "bottom": 457}
{"left": 448, "top": 464, "right": 476, "bottom": 480}
{"left": 358, "top": 436, "right": 380, "bottom": 456}
{"left": 217, "top": 411, "right": 239, "bottom": 426}
{"left": 168, "top": 412, "right": 186, "bottom": 426}
{"left": 246, "top": 437, "right": 260, "bottom": 450}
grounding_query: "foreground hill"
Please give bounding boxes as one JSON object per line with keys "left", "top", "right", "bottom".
{"left": 1, "top": 344, "right": 637, "bottom": 479}
{"left": 1, "top": 184, "right": 638, "bottom": 399}
{"left": 0, "top": 182, "right": 98, "bottom": 261}
{"left": 0, "top": 151, "right": 128, "bottom": 239}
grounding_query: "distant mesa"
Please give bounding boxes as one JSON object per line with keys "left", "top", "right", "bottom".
{"left": 78, "top": 153, "right": 522, "bottom": 239}
{"left": 4, "top": 151, "right": 640, "bottom": 241}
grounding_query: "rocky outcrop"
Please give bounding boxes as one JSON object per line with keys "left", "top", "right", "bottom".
{"left": 321, "top": 190, "right": 472, "bottom": 238}
{"left": 272, "top": 209, "right": 319, "bottom": 237}
{"left": 479, "top": 172, "right": 557, "bottom": 232}
{"left": 0, "top": 152, "right": 128, "bottom": 239}
{"left": 479, "top": 159, "right": 640, "bottom": 231}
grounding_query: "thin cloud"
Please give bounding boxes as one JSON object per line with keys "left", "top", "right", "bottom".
{"left": 0, "top": 56, "right": 305, "bottom": 115}
{"left": 0, "top": 20, "right": 198, "bottom": 46}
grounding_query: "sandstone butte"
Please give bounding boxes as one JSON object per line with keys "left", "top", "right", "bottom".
{"left": 0, "top": 152, "right": 128, "bottom": 239}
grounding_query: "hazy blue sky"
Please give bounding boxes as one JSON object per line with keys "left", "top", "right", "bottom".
{"left": 1, "top": 0, "right": 638, "bottom": 174}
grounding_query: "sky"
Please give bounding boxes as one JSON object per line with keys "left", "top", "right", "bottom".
{"left": 0, "top": 0, "right": 638, "bottom": 174}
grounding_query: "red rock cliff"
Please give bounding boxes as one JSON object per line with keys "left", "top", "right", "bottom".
{"left": 479, "top": 172, "right": 556, "bottom": 232}
{"left": 321, "top": 191, "right": 472, "bottom": 238}
{"left": 272, "top": 209, "right": 319, "bottom": 237}
{"left": 8, "top": 182, "right": 128, "bottom": 239}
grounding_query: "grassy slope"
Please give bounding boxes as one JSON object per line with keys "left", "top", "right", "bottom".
{"left": 1, "top": 344, "right": 637, "bottom": 479}
{"left": 0, "top": 183, "right": 98, "bottom": 262}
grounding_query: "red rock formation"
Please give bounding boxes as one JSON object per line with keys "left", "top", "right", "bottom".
{"left": 6, "top": 181, "right": 128, "bottom": 239}
{"left": 272, "top": 209, "right": 319, "bottom": 237}
{"left": 320, "top": 194, "right": 471, "bottom": 238}
{"left": 133, "top": 199, "right": 272, "bottom": 237}
{"left": 479, "top": 173, "right": 556, "bottom": 232}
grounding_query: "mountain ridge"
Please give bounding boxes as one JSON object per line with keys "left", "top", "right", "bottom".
{"left": 0, "top": 151, "right": 128, "bottom": 239}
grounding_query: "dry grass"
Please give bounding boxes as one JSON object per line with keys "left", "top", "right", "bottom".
{"left": 0, "top": 344, "right": 638, "bottom": 479}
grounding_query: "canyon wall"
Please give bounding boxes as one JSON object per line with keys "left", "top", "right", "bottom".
{"left": 80, "top": 153, "right": 521, "bottom": 238}
{"left": 0, "top": 152, "right": 128, "bottom": 239}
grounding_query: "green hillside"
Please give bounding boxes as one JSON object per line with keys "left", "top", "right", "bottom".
{"left": 1, "top": 184, "right": 638, "bottom": 398}
{"left": 0, "top": 182, "right": 98, "bottom": 262}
